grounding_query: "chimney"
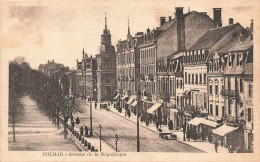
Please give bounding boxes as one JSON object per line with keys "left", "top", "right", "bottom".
{"left": 169, "top": 16, "right": 172, "bottom": 21}
{"left": 229, "top": 18, "right": 233, "bottom": 25}
{"left": 160, "top": 17, "right": 166, "bottom": 26}
{"left": 239, "top": 31, "right": 243, "bottom": 43}
{"left": 213, "top": 8, "right": 222, "bottom": 27}
{"left": 48, "top": 60, "right": 49, "bottom": 63}
{"left": 147, "top": 27, "right": 150, "bottom": 33}
{"left": 175, "top": 7, "right": 185, "bottom": 51}
{"left": 175, "top": 7, "right": 183, "bottom": 18}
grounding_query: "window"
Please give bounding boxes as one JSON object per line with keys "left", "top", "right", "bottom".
{"left": 215, "top": 85, "right": 219, "bottom": 95}
{"left": 195, "top": 74, "right": 198, "bottom": 84}
{"left": 180, "top": 80, "right": 182, "bottom": 89}
{"left": 200, "top": 73, "right": 202, "bottom": 84}
{"left": 216, "top": 105, "right": 219, "bottom": 116}
{"left": 209, "top": 85, "right": 212, "bottom": 95}
{"left": 228, "top": 78, "right": 231, "bottom": 91}
{"left": 210, "top": 104, "right": 213, "bottom": 115}
{"left": 228, "top": 100, "right": 231, "bottom": 114}
{"left": 188, "top": 74, "right": 190, "bottom": 84}
{"left": 204, "top": 93, "right": 207, "bottom": 108}
{"left": 192, "top": 74, "right": 194, "bottom": 84}
{"left": 240, "top": 79, "right": 243, "bottom": 93}
{"left": 249, "top": 84, "right": 253, "bottom": 98}
{"left": 248, "top": 108, "right": 252, "bottom": 122}
{"left": 177, "top": 96, "right": 179, "bottom": 106}
{"left": 204, "top": 74, "right": 206, "bottom": 84}
{"left": 222, "top": 106, "right": 225, "bottom": 117}
{"left": 185, "top": 72, "right": 187, "bottom": 83}
{"left": 177, "top": 80, "right": 179, "bottom": 89}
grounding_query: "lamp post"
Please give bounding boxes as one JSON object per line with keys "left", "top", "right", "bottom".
{"left": 99, "top": 124, "right": 102, "bottom": 152}
{"left": 137, "top": 80, "right": 142, "bottom": 152}
{"left": 90, "top": 79, "right": 96, "bottom": 136}
{"left": 115, "top": 134, "right": 118, "bottom": 152}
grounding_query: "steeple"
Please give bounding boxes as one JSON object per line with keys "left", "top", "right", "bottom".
{"left": 105, "top": 12, "right": 107, "bottom": 30}
{"left": 101, "top": 12, "right": 111, "bottom": 45}
{"left": 82, "top": 48, "right": 84, "bottom": 59}
{"left": 127, "top": 18, "right": 131, "bottom": 37}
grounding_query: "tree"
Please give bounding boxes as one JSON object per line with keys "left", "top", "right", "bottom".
{"left": 9, "top": 58, "right": 30, "bottom": 142}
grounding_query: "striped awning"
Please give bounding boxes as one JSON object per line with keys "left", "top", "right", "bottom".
{"left": 147, "top": 103, "right": 162, "bottom": 114}
{"left": 114, "top": 94, "right": 120, "bottom": 100}
{"left": 126, "top": 96, "right": 134, "bottom": 104}
{"left": 121, "top": 95, "right": 128, "bottom": 100}
{"left": 131, "top": 101, "right": 137, "bottom": 107}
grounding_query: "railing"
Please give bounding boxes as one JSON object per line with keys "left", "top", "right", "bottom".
{"left": 221, "top": 89, "right": 239, "bottom": 98}
{"left": 159, "top": 91, "right": 170, "bottom": 100}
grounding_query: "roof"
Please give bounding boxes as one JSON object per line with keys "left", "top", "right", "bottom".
{"left": 229, "top": 35, "right": 253, "bottom": 52}
{"left": 157, "top": 19, "right": 176, "bottom": 31}
{"left": 244, "top": 63, "right": 253, "bottom": 75}
{"left": 189, "top": 23, "right": 240, "bottom": 50}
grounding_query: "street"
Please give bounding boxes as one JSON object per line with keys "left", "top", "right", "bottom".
{"left": 75, "top": 101, "right": 203, "bottom": 152}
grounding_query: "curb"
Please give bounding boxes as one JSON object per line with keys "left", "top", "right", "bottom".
{"left": 108, "top": 108, "right": 205, "bottom": 153}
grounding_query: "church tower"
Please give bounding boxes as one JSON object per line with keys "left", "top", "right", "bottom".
{"left": 96, "top": 13, "right": 116, "bottom": 101}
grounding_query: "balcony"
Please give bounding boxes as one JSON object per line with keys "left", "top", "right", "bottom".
{"left": 159, "top": 91, "right": 170, "bottom": 101}
{"left": 221, "top": 89, "right": 239, "bottom": 98}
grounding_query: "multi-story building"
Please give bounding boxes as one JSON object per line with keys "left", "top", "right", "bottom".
{"left": 76, "top": 49, "right": 97, "bottom": 101}
{"left": 184, "top": 22, "right": 244, "bottom": 125}
{"left": 96, "top": 15, "right": 116, "bottom": 101}
{"left": 38, "top": 60, "right": 68, "bottom": 77}
{"left": 115, "top": 22, "right": 144, "bottom": 113}
{"left": 217, "top": 24, "right": 253, "bottom": 150}
{"left": 141, "top": 7, "right": 217, "bottom": 126}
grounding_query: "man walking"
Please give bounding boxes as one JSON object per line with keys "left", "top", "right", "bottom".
{"left": 214, "top": 140, "right": 219, "bottom": 153}
{"left": 95, "top": 101, "right": 97, "bottom": 109}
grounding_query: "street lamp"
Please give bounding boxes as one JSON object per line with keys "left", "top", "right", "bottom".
{"left": 115, "top": 134, "right": 119, "bottom": 152}
{"left": 99, "top": 124, "right": 102, "bottom": 152}
{"left": 90, "top": 79, "right": 96, "bottom": 136}
{"left": 137, "top": 78, "right": 144, "bottom": 152}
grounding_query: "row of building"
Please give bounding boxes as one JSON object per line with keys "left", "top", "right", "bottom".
{"left": 41, "top": 7, "right": 253, "bottom": 152}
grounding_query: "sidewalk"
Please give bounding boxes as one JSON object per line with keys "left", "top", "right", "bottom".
{"left": 67, "top": 119, "right": 115, "bottom": 152}
{"left": 105, "top": 102, "right": 229, "bottom": 153}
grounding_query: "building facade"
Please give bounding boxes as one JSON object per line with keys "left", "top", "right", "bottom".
{"left": 96, "top": 15, "right": 116, "bottom": 101}
{"left": 115, "top": 22, "right": 144, "bottom": 114}
{"left": 140, "top": 7, "right": 218, "bottom": 127}
{"left": 76, "top": 50, "right": 97, "bottom": 101}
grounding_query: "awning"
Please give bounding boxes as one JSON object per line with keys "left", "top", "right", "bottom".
{"left": 201, "top": 119, "right": 219, "bottom": 128}
{"left": 170, "top": 108, "right": 178, "bottom": 113}
{"left": 212, "top": 124, "right": 239, "bottom": 136}
{"left": 121, "top": 95, "right": 128, "bottom": 100}
{"left": 131, "top": 101, "right": 137, "bottom": 107}
{"left": 126, "top": 96, "right": 134, "bottom": 104}
{"left": 188, "top": 117, "right": 205, "bottom": 126}
{"left": 114, "top": 94, "right": 120, "bottom": 100}
{"left": 147, "top": 103, "right": 162, "bottom": 114}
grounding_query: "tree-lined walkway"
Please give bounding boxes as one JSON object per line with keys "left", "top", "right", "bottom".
{"left": 8, "top": 96, "right": 79, "bottom": 151}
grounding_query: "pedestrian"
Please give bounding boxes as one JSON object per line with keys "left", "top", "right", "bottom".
{"left": 108, "top": 102, "right": 110, "bottom": 107}
{"left": 214, "top": 140, "right": 219, "bottom": 153}
{"left": 80, "top": 126, "right": 83, "bottom": 136}
{"left": 71, "top": 120, "right": 75, "bottom": 132}
{"left": 156, "top": 121, "right": 159, "bottom": 130}
{"left": 146, "top": 119, "right": 149, "bottom": 126}
{"left": 95, "top": 101, "right": 97, "bottom": 109}
{"left": 76, "top": 117, "right": 80, "bottom": 125}
{"left": 85, "top": 126, "right": 88, "bottom": 137}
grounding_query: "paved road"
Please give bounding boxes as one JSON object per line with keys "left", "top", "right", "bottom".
{"left": 75, "top": 101, "right": 203, "bottom": 152}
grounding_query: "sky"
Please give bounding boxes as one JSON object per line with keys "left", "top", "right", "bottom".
{"left": 1, "top": 0, "right": 256, "bottom": 69}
